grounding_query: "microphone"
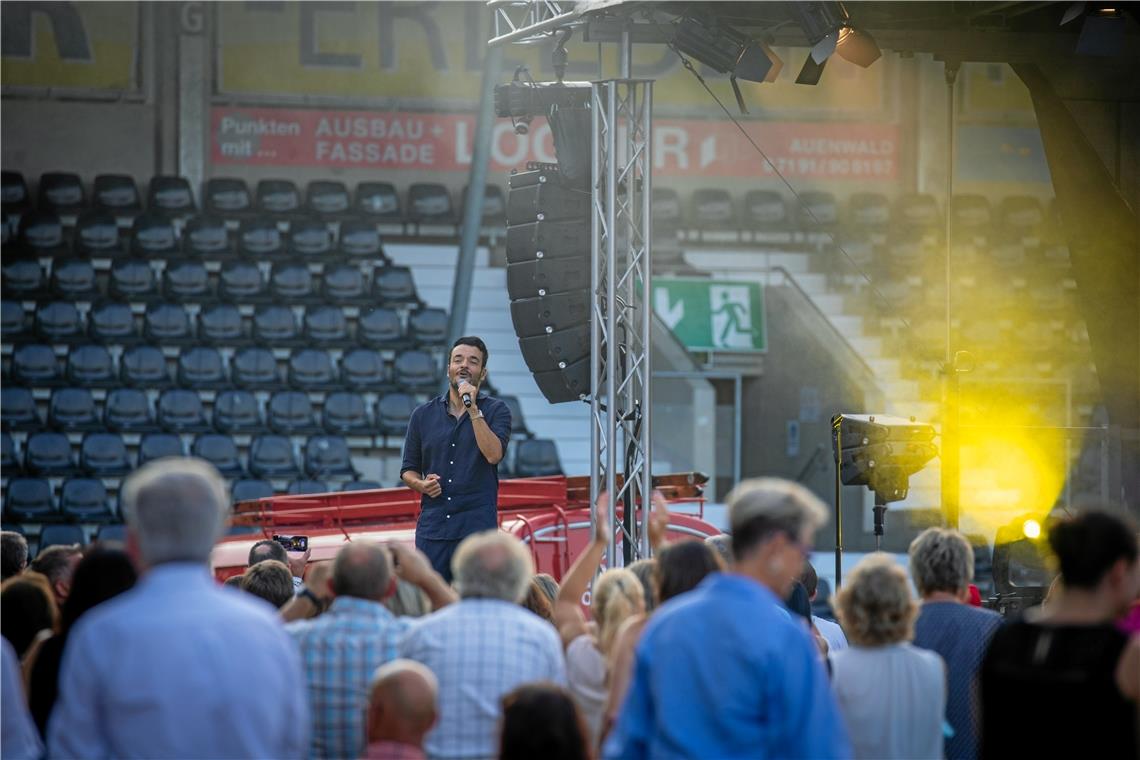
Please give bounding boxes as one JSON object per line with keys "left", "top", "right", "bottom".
{"left": 462, "top": 392, "right": 472, "bottom": 408}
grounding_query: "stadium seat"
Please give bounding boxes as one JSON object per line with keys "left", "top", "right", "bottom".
{"left": 997, "top": 195, "right": 1045, "bottom": 234}
{"left": 1, "top": 300, "right": 28, "bottom": 341}
{"left": 376, "top": 393, "right": 417, "bottom": 436}
{"left": 269, "top": 261, "right": 316, "bottom": 302}
{"left": 301, "top": 305, "right": 349, "bottom": 347}
{"left": 35, "top": 301, "right": 84, "bottom": 343}
{"left": 306, "top": 180, "right": 350, "bottom": 219}
{"left": 287, "top": 348, "right": 335, "bottom": 389}
{"left": 50, "top": 258, "right": 100, "bottom": 300}
{"left": 74, "top": 210, "right": 126, "bottom": 257}
{"left": 1, "top": 387, "right": 40, "bottom": 430}
{"left": 742, "top": 190, "right": 788, "bottom": 229}
{"left": 341, "top": 480, "right": 383, "bottom": 491}
{"left": 183, "top": 214, "right": 233, "bottom": 258}
{"left": 18, "top": 211, "right": 68, "bottom": 257}
{"left": 119, "top": 345, "right": 170, "bottom": 387}
{"left": 143, "top": 302, "right": 192, "bottom": 343}
{"left": 884, "top": 227, "right": 927, "bottom": 270}
{"left": 336, "top": 219, "right": 388, "bottom": 262}
{"left": 1, "top": 432, "right": 17, "bottom": 472}
{"left": 48, "top": 388, "right": 100, "bottom": 431}
{"left": 137, "top": 432, "right": 185, "bottom": 464}
{"left": 129, "top": 213, "right": 179, "bottom": 257}
{"left": 893, "top": 194, "right": 941, "bottom": 228}
{"left": 253, "top": 304, "right": 299, "bottom": 344}
{"left": 88, "top": 301, "right": 138, "bottom": 344}
{"left": 231, "top": 347, "right": 280, "bottom": 388}
{"left": 157, "top": 388, "right": 210, "bottom": 432}
{"left": 286, "top": 479, "right": 329, "bottom": 495}
{"left": 691, "top": 188, "right": 736, "bottom": 228}
{"left": 990, "top": 234, "right": 1026, "bottom": 268}
{"left": 95, "top": 524, "right": 127, "bottom": 544}
{"left": 65, "top": 344, "right": 115, "bottom": 387}
{"left": 163, "top": 259, "right": 212, "bottom": 301}
{"left": 372, "top": 265, "right": 419, "bottom": 305}
{"left": 4, "top": 477, "right": 57, "bottom": 522}
{"left": 12, "top": 343, "right": 63, "bottom": 386}
{"left": 651, "top": 188, "right": 683, "bottom": 232}
{"left": 304, "top": 435, "right": 355, "bottom": 478}
{"left": 392, "top": 350, "right": 437, "bottom": 392}
{"left": 406, "top": 308, "right": 448, "bottom": 346}
{"left": 354, "top": 182, "right": 402, "bottom": 221}
{"left": 109, "top": 259, "right": 159, "bottom": 301}
{"left": 203, "top": 178, "right": 253, "bottom": 219}
{"left": 833, "top": 228, "right": 876, "bottom": 271}
{"left": 198, "top": 302, "right": 245, "bottom": 344}
{"left": 25, "top": 431, "right": 75, "bottom": 475}
{"left": 407, "top": 183, "right": 454, "bottom": 224}
{"left": 513, "top": 438, "right": 563, "bottom": 477}
{"left": 218, "top": 260, "right": 267, "bottom": 302}
{"left": 238, "top": 217, "right": 285, "bottom": 259}
{"left": 849, "top": 193, "right": 890, "bottom": 227}
{"left": 39, "top": 524, "right": 86, "bottom": 551}
{"left": 287, "top": 218, "right": 333, "bottom": 259}
{"left": 60, "top": 478, "right": 114, "bottom": 522}
{"left": 255, "top": 179, "right": 302, "bottom": 218}
{"left": 357, "top": 306, "right": 404, "bottom": 347}
{"left": 80, "top": 432, "right": 131, "bottom": 475}
{"left": 248, "top": 434, "right": 300, "bottom": 479}
{"left": 322, "top": 391, "right": 373, "bottom": 435}
{"left": 321, "top": 264, "right": 368, "bottom": 304}
{"left": 177, "top": 346, "right": 227, "bottom": 388}
{"left": 340, "top": 348, "right": 387, "bottom": 389}
{"left": 797, "top": 191, "right": 839, "bottom": 228}
{"left": 103, "top": 388, "right": 156, "bottom": 431}
{"left": 147, "top": 176, "right": 197, "bottom": 218}
{"left": 951, "top": 194, "right": 992, "bottom": 233}
{"left": 500, "top": 395, "right": 531, "bottom": 438}
{"left": 461, "top": 184, "right": 506, "bottom": 226}
{"left": 3, "top": 257, "right": 47, "bottom": 297}
{"left": 191, "top": 433, "right": 245, "bottom": 477}
{"left": 37, "top": 172, "right": 86, "bottom": 217}
{"left": 267, "top": 391, "right": 318, "bottom": 434}
{"left": 212, "top": 389, "right": 263, "bottom": 434}
{"left": 231, "top": 479, "right": 274, "bottom": 502}
{"left": 92, "top": 174, "right": 142, "bottom": 218}
{"left": 1, "top": 171, "right": 31, "bottom": 217}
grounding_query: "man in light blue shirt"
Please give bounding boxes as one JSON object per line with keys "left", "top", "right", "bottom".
{"left": 607, "top": 478, "right": 852, "bottom": 760}
{"left": 47, "top": 458, "right": 309, "bottom": 759}
{"left": 2, "top": 636, "right": 42, "bottom": 760}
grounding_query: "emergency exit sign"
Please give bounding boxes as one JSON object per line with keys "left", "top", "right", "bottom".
{"left": 652, "top": 278, "right": 767, "bottom": 353}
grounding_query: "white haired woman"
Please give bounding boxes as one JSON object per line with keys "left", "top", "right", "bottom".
{"left": 831, "top": 554, "right": 946, "bottom": 759}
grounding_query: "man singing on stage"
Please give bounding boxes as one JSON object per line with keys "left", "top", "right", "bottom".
{"left": 401, "top": 336, "right": 512, "bottom": 583}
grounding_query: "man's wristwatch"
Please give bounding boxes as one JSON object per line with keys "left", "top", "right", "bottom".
{"left": 470, "top": 410, "right": 484, "bottom": 420}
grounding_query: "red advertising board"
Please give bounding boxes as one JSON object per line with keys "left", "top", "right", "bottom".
{"left": 211, "top": 106, "right": 898, "bottom": 180}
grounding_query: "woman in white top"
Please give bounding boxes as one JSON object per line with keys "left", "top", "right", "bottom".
{"left": 831, "top": 554, "right": 947, "bottom": 760}
{"left": 554, "top": 491, "right": 645, "bottom": 749}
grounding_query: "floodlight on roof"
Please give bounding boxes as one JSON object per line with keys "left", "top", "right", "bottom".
{"left": 671, "top": 15, "right": 783, "bottom": 111}
{"left": 792, "top": 1, "right": 881, "bottom": 85}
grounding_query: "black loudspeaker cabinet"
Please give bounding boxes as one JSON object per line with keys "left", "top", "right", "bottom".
{"left": 505, "top": 219, "right": 589, "bottom": 264}
{"left": 519, "top": 323, "right": 591, "bottom": 372}
{"left": 532, "top": 354, "right": 590, "bottom": 403}
{"left": 507, "top": 169, "right": 589, "bottom": 224}
{"left": 509, "top": 290, "right": 590, "bottom": 339}
{"left": 506, "top": 258, "right": 590, "bottom": 299}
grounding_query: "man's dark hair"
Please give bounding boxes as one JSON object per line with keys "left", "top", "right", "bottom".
{"left": 248, "top": 539, "right": 288, "bottom": 567}
{"left": 1, "top": 532, "right": 28, "bottom": 580}
{"left": 451, "top": 336, "right": 488, "bottom": 367}
{"left": 655, "top": 541, "right": 721, "bottom": 605}
{"left": 1048, "top": 510, "right": 1138, "bottom": 590}
{"left": 785, "top": 580, "right": 812, "bottom": 623}
{"left": 332, "top": 543, "right": 391, "bottom": 601}
{"left": 31, "top": 545, "right": 83, "bottom": 587}
{"left": 241, "top": 560, "right": 294, "bottom": 609}
{"left": 499, "top": 683, "right": 590, "bottom": 760}
{"left": 60, "top": 547, "right": 137, "bottom": 632}
{"left": 800, "top": 561, "right": 818, "bottom": 598}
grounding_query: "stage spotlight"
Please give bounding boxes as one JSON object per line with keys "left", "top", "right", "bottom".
{"left": 792, "top": 2, "right": 880, "bottom": 85}
{"left": 672, "top": 15, "right": 783, "bottom": 84}
{"left": 1021, "top": 518, "right": 1042, "bottom": 539}
{"left": 836, "top": 27, "right": 882, "bottom": 68}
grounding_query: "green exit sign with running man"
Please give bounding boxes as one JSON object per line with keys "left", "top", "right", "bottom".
{"left": 652, "top": 278, "right": 767, "bottom": 353}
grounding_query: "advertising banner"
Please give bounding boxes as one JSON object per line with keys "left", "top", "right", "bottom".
{"left": 211, "top": 105, "right": 899, "bottom": 181}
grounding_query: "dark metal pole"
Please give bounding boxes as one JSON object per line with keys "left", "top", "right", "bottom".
{"left": 942, "top": 60, "right": 961, "bottom": 530}
{"left": 833, "top": 416, "right": 843, "bottom": 590}
{"left": 446, "top": 44, "right": 504, "bottom": 365}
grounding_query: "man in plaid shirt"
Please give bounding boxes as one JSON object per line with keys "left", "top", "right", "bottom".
{"left": 288, "top": 542, "right": 457, "bottom": 759}
{"left": 398, "top": 531, "right": 567, "bottom": 759}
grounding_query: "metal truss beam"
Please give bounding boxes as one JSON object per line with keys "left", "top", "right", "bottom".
{"left": 488, "top": 1, "right": 584, "bottom": 46}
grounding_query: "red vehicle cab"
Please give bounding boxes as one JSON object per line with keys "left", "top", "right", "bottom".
{"left": 211, "top": 474, "right": 720, "bottom": 582}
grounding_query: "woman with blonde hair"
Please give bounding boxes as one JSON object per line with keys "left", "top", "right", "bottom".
{"left": 831, "top": 554, "right": 946, "bottom": 759}
{"left": 554, "top": 492, "right": 645, "bottom": 748}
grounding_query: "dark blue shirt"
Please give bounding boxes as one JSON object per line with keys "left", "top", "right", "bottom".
{"left": 400, "top": 392, "right": 511, "bottom": 541}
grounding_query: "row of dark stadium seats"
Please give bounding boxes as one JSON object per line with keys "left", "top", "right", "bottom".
{"left": 5, "top": 344, "right": 439, "bottom": 393}
{"left": 2, "top": 170, "right": 504, "bottom": 226}
{"left": 3, "top": 387, "right": 422, "bottom": 436}
{"left": 2, "top": 258, "right": 421, "bottom": 308}
{"left": 2, "top": 302, "right": 440, "bottom": 348}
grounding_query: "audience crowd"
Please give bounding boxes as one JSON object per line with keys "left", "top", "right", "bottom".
{"left": 2, "top": 457, "right": 1138, "bottom": 760}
